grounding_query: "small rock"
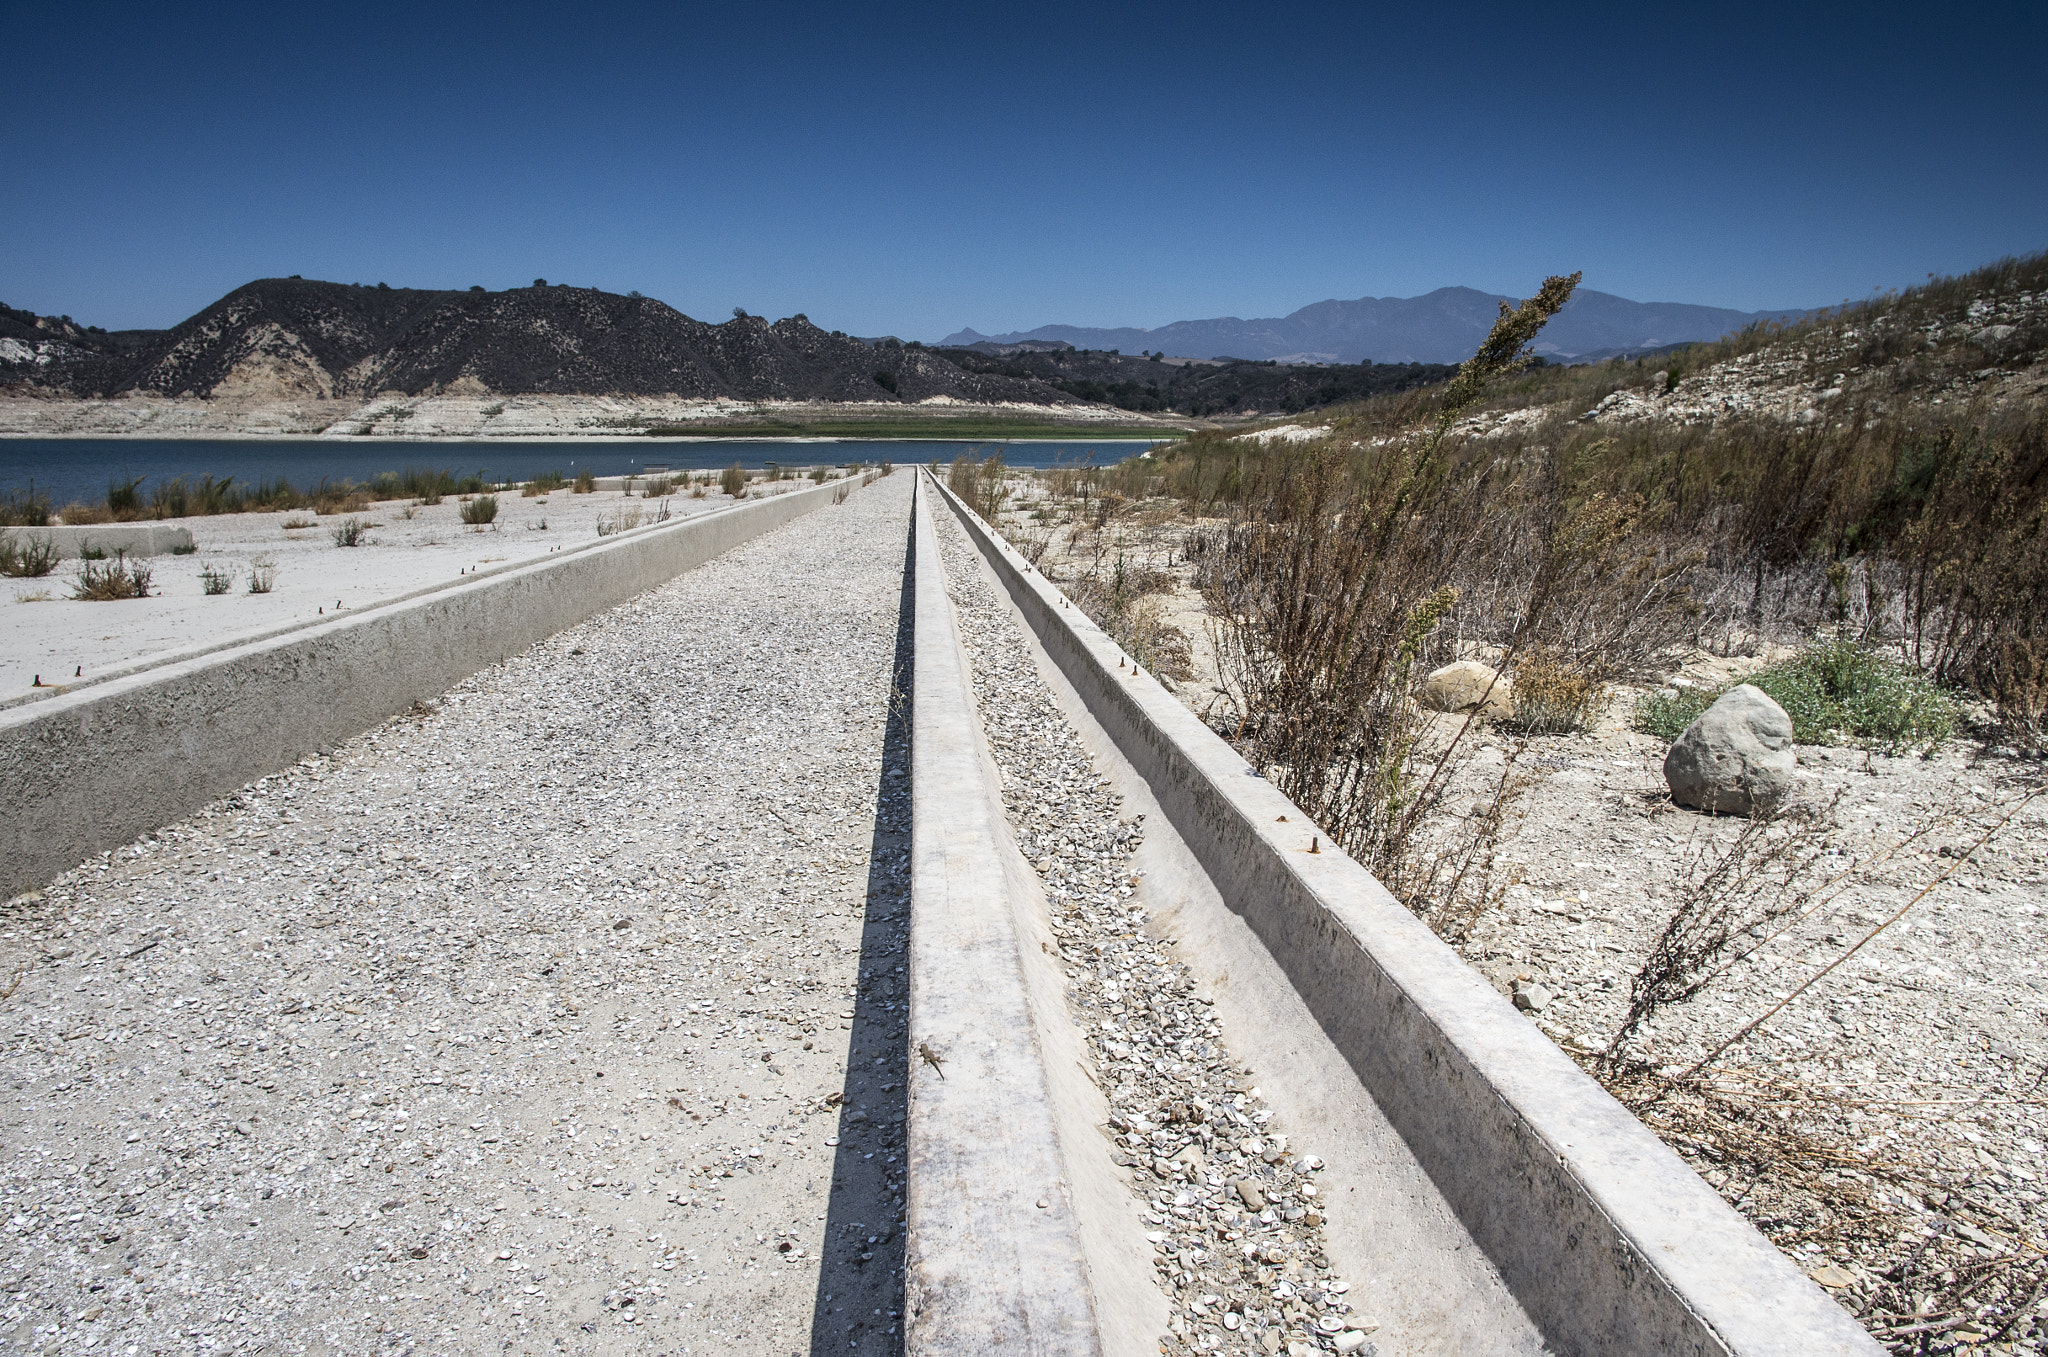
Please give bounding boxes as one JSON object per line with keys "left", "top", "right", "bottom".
{"left": 1234, "top": 1179, "right": 1266, "bottom": 1210}
{"left": 1663, "top": 684, "right": 1797, "bottom": 816}
{"left": 1512, "top": 980, "right": 1553, "bottom": 1013}
{"left": 1420, "top": 660, "right": 1512, "bottom": 718}
{"left": 1332, "top": 1332, "right": 1373, "bottom": 1354}
{"left": 1809, "top": 1264, "right": 1856, "bottom": 1289}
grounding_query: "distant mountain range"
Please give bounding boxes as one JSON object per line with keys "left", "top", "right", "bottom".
{"left": 1, "top": 279, "right": 1077, "bottom": 406}
{"left": 942, "top": 286, "right": 1809, "bottom": 365}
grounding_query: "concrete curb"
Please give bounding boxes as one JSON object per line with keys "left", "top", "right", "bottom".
{"left": 0, "top": 477, "right": 845, "bottom": 896}
{"left": 903, "top": 473, "right": 1104, "bottom": 1354}
{"left": 2, "top": 523, "right": 195, "bottom": 559}
{"left": 930, "top": 478, "right": 1881, "bottom": 1356}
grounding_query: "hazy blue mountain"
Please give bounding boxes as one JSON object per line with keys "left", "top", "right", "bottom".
{"left": 941, "top": 287, "right": 1806, "bottom": 364}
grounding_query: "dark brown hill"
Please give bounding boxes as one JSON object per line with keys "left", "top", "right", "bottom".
{"left": 937, "top": 344, "right": 1460, "bottom": 416}
{"left": 0, "top": 280, "right": 1081, "bottom": 406}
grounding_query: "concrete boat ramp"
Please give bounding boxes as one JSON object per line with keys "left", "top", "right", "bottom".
{"left": 0, "top": 470, "right": 1878, "bottom": 1354}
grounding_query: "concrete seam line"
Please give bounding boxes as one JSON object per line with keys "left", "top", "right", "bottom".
{"left": 0, "top": 478, "right": 845, "bottom": 896}
{"left": 929, "top": 477, "right": 1881, "bottom": 1357}
{"left": 904, "top": 472, "right": 1104, "bottom": 1354}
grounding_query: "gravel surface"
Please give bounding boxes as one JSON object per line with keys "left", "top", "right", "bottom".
{"left": 0, "top": 471, "right": 914, "bottom": 1355}
{"left": 931, "top": 506, "right": 1372, "bottom": 1357}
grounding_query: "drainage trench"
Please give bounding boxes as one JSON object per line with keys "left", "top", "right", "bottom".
{"left": 909, "top": 477, "right": 1540, "bottom": 1356}
{"left": 907, "top": 471, "right": 1883, "bottom": 1357}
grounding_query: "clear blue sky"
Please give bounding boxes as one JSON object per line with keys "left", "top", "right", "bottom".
{"left": 4, "top": 1, "right": 2042, "bottom": 339}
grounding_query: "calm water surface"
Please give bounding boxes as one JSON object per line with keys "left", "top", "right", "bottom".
{"left": 0, "top": 437, "right": 1166, "bottom": 508}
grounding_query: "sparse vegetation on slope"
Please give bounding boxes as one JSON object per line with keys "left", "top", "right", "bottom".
{"left": 1154, "top": 251, "right": 2048, "bottom": 744}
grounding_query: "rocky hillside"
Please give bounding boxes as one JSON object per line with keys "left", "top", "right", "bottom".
{"left": 1235, "top": 252, "right": 2048, "bottom": 442}
{"left": 1571, "top": 268, "right": 2048, "bottom": 429}
{"left": 0, "top": 280, "right": 1081, "bottom": 406}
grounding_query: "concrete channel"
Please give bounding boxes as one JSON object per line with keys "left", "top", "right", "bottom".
{"left": 0, "top": 478, "right": 844, "bottom": 896}
{"left": 905, "top": 470, "right": 1881, "bottom": 1356}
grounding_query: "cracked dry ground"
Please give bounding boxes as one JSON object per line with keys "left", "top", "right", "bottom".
{"left": 0, "top": 472, "right": 916, "bottom": 1356}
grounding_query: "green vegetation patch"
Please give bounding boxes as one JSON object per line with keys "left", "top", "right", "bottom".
{"left": 1634, "top": 634, "right": 1962, "bottom": 749}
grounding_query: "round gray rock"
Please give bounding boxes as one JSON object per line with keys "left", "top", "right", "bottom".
{"left": 1663, "top": 683, "right": 1797, "bottom": 815}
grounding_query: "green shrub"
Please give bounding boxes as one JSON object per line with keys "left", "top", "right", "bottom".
{"left": 573, "top": 469, "right": 596, "bottom": 494}
{"left": 720, "top": 463, "right": 747, "bottom": 498}
{"left": 107, "top": 475, "right": 144, "bottom": 518}
{"left": 1634, "top": 686, "right": 1718, "bottom": 742}
{"left": 331, "top": 517, "right": 370, "bottom": 546}
{"left": 200, "top": 565, "right": 233, "bottom": 595}
{"left": 367, "top": 467, "right": 460, "bottom": 501}
{"left": 1635, "top": 634, "right": 1961, "bottom": 748}
{"left": 461, "top": 495, "right": 499, "bottom": 525}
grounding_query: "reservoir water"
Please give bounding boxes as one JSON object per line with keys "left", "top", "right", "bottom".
{"left": 0, "top": 437, "right": 1168, "bottom": 510}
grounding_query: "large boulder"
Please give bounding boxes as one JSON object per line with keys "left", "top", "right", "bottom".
{"left": 1420, "top": 660, "right": 1512, "bottom": 718}
{"left": 1663, "top": 684, "right": 1798, "bottom": 815}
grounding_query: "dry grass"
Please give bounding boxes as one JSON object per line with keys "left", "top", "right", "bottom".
{"left": 70, "top": 553, "right": 152, "bottom": 600}
{"left": 1584, "top": 780, "right": 2048, "bottom": 1353}
{"left": 1604, "top": 1063, "right": 2048, "bottom": 1353}
{"left": 1152, "top": 254, "right": 2048, "bottom": 746}
{"left": 1599, "top": 801, "right": 1845, "bottom": 1067}
{"left": 948, "top": 452, "right": 1014, "bottom": 522}
{"left": 0, "top": 531, "right": 60, "bottom": 578}
{"left": 1185, "top": 277, "right": 1712, "bottom": 910}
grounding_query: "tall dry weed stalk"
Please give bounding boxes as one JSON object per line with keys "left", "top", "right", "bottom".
{"left": 1204, "top": 274, "right": 1628, "bottom": 909}
{"left": 948, "top": 451, "right": 1012, "bottom": 522}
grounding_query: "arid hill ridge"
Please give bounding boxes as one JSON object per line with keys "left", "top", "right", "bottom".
{"left": 0, "top": 279, "right": 1080, "bottom": 406}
